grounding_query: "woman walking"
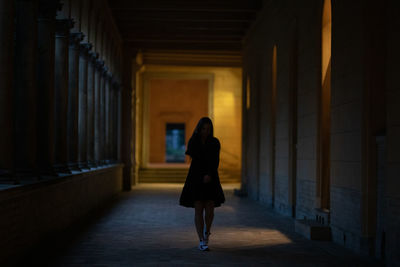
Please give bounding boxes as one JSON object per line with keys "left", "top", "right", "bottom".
{"left": 179, "top": 117, "right": 225, "bottom": 251}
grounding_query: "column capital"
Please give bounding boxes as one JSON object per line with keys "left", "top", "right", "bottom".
{"left": 112, "top": 77, "right": 120, "bottom": 87}
{"left": 112, "top": 79, "right": 121, "bottom": 92}
{"left": 88, "top": 50, "right": 98, "bottom": 62}
{"left": 55, "top": 19, "right": 73, "bottom": 37}
{"left": 95, "top": 57, "right": 105, "bottom": 70}
{"left": 79, "top": 42, "right": 92, "bottom": 57}
{"left": 101, "top": 66, "right": 109, "bottom": 76}
{"left": 106, "top": 71, "right": 113, "bottom": 81}
{"left": 69, "top": 32, "right": 84, "bottom": 49}
{"left": 38, "top": 0, "right": 62, "bottom": 20}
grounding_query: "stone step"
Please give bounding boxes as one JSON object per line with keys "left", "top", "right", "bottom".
{"left": 138, "top": 168, "right": 240, "bottom": 183}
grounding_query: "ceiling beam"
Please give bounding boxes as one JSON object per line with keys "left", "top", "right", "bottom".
{"left": 111, "top": 10, "right": 257, "bottom": 21}
{"left": 117, "top": 27, "right": 246, "bottom": 35}
{"left": 122, "top": 33, "right": 243, "bottom": 40}
{"left": 127, "top": 41, "right": 242, "bottom": 51}
{"left": 114, "top": 20, "right": 251, "bottom": 29}
{"left": 108, "top": 0, "right": 262, "bottom": 10}
{"left": 110, "top": 7, "right": 258, "bottom": 13}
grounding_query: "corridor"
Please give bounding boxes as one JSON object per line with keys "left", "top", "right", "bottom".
{"left": 25, "top": 184, "right": 377, "bottom": 267}
{"left": 1, "top": 0, "right": 400, "bottom": 265}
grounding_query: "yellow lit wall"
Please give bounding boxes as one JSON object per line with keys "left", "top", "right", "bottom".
{"left": 322, "top": 0, "right": 332, "bottom": 85}
{"left": 149, "top": 79, "right": 209, "bottom": 163}
{"left": 141, "top": 65, "right": 242, "bottom": 174}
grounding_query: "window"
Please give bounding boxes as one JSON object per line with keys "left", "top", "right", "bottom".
{"left": 165, "top": 123, "right": 186, "bottom": 163}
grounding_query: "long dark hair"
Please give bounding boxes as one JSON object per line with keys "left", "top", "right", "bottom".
{"left": 191, "top": 117, "right": 214, "bottom": 139}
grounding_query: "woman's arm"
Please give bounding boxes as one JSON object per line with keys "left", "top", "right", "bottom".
{"left": 205, "top": 138, "right": 220, "bottom": 178}
{"left": 186, "top": 137, "right": 201, "bottom": 160}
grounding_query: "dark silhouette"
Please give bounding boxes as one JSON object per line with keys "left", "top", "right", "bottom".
{"left": 179, "top": 117, "right": 225, "bottom": 251}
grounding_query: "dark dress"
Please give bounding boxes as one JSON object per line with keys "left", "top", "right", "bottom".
{"left": 179, "top": 135, "right": 225, "bottom": 208}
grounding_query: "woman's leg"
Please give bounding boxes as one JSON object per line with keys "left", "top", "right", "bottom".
{"left": 204, "top": 200, "right": 215, "bottom": 234}
{"left": 194, "top": 201, "right": 205, "bottom": 241}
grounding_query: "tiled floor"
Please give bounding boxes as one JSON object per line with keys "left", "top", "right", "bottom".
{"left": 25, "top": 183, "right": 381, "bottom": 266}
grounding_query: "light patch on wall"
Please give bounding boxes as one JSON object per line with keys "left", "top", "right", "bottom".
{"left": 246, "top": 76, "right": 251, "bottom": 110}
{"left": 319, "top": 0, "right": 332, "bottom": 210}
{"left": 322, "top": 0, "right": 332, "bottom": 85}
{"left": 272, "top": 45, "right": 278, "bottom": 94}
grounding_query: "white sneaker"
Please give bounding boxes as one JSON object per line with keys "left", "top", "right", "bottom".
{"left": 198, "top": 240, "right": 209, "bottom": 251}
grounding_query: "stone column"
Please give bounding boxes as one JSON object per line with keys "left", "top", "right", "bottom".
{"left": 67, "top": 31, "right": 84, "bottom": 171}
{"left": 117, "top": 83, "right": 122, "bottom": 162}
{"left": 37, "top": 0, "right": 60, "bottom": 177}
{"left": 0, "top": 0, "right": 15, "bottom": 180}
{"left": 14, "top": 0, "right": 39, "bottom": 180}
{"left": 121, "top": 48, "right": 135, "bottom": 190}
{"left": 109, "top": 79, "right": 116, "bottom": 162}
{"left": 104, "top": 72, "right": 112, "bottom": 163}
{"left": 94, "top": 57, "right": 104, "bottom": 166}
{"left": 111, "top": 79, "right": 120, "bottom": 161}
{"left": 99, "top": 66, "right": 108, "bottom": 165}
{"left": 86, "top": 51, "right": 96, "bottom": 168}
{"left": 54, "top": 19, "right": 73, "bottom": 174}
{"left": 109, "top": 75, "right": 115, "bottom": 163}
{"left": 77, "top": 43, "right": 91, "bottom": 169}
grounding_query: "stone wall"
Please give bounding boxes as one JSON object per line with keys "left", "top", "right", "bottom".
{"left": 242, "top": 0, "right": 400, "bottom": 263}
{"left": 384, "top": 0, "right": 400, "bottom": 264}
{"left": 0, "top": 165, "right": 123, "bottom": 266}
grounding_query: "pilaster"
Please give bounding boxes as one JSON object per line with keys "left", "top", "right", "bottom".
{"left": 14, "top": 0, "right": 39, "bottom": 180}
{"left": 94, "top": 57, "right": 104, "bottom": 166}
{"left": 67, "top": 31, "right": 84, "bottom": 172}
{"left": 54, "top": 18, "right": 74, "bottom": 174}
{"left": 37, "top": 0, "right": 61, "bottom": 177}
{"left": 0, "top": 0, "right": 15, "bottom": 181}
{"left": 86, "top": 50, "right": 97, "bottom": 168}
{"left": 77, "top": 42, "right": 92, "bottom": 169}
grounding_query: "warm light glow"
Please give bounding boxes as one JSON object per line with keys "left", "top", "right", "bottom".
{"left": 246, "top": 76, "right": 251, "bottom": 110}
{"left": 322, "top": 0, "right": 332, "bottom": 85}
{"left": 139, "top": 65, "right": 242, "bottom": 180}
{"left": 214, "top": 227, "right": 293, "bottom": 247}
{"left": 319, "top": 0, "right": 332, "bottom": 210}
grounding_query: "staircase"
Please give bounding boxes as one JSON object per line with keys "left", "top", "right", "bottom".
{"left": 138, "top": 167, "right": 240, "bottom": 183}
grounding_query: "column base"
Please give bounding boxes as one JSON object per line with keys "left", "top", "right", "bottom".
{"left": 0, "top": 169, "right": 12, "bottom": 176}
{"left": 103, "top": 159, "right": 113, "bottom": 165}
{"left": 78, "top": 161, "right": 90, "bottom": 170}
{"left": 13, "top": 168, "right": 41, "bottom": 184}
{"left": 96, "top": 160, "right": 106, "bottom": 167}
{"left": 39, "top": 165, "right": 61, "bottom": 178}
{"left": 67, "top": 162, "right": 82, "bottom": 173}
{"left": 0, "top": 170, "right": 19, "bottom": 185}
{"left": 87, "top": 160, "right": 98, "bottom": 169}
{"left": 54, "top": 163, "right": 72, "bottom": 174}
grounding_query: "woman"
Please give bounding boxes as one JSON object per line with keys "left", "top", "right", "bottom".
{"left": 179, "top": 117, "right": 225, "bottom": 251}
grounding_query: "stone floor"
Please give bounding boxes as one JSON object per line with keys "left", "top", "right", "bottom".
{"left": 23, "top": 183, "right": 382, "bottom": 267}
